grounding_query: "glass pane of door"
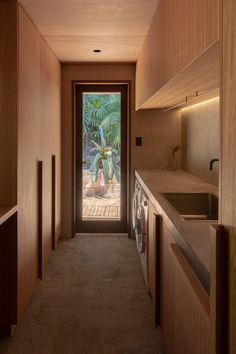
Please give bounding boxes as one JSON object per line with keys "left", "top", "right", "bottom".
{"left": 82, "top": 92, "right": 121, "bottom": 220}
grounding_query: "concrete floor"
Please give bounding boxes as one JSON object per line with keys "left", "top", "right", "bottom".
{"left": 0, "top": 235, "right": 162, "bottom": 354}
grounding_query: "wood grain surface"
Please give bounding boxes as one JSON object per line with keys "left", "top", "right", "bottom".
{"left": 210, "top": 225, "right": 228, "bottom": 354}
{"left": 182, "top": 97, "right": 220, "bottom": 186}
{"left": 148, "top": 203, "right": 161, "bottom": 327}
{"left": 18, "top": 0, "right": 159, "bottom": 62}
{"left": 170, "top": 242, "right": 210, "bottom": 354}
{"left": 160, "top": 221, "right": 176, "bottom": 354}
{"left": 0, "top": 205, "right": 18, "bottom": 226}
{"left": 137, "top": 41, "right": 220, "bottom": 109}
{"left": 40, "top": 37, "right": 61, "bottom": 266}
{"left": 18, "top": 4, "right": 41, "bottom": 320}
{"left": 136, "top": 0, "right": 220, "bottom": 109}
{"left": 0, "top": 0, "right": 17, "bottom": 206}
{"left": 18, "top": 4, "right": 61, "bottom": 320}
{"left": 0, "top": 213, "right": 17, "bottom": 336}
{"left": 221, "top": 1, "right": 236, "bottom": 352}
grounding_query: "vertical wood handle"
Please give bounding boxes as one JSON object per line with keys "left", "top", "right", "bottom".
{"left": 210, "top": 224, "right": 228, "bottom": 354}
{"left": 51, "top": 155, "right": 56, "bottom": 250}
{"left": 37, "top": 160, "right": 43, "bottom": 279}
{"left": 155, "top": 213, "right": 161, "bottom": 327}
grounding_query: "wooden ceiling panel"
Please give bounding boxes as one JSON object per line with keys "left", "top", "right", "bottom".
{"left": 46, "top": 35, "right": 144, "bottom": 62}
{"left": 18, "top": 0, "right": 159, "bottom": 62}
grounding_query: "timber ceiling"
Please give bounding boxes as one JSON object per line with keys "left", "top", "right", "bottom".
{"left": 18, "top": 0, "right": 159, "bottom": 62}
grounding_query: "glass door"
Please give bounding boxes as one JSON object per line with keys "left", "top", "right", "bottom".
{"left": 75, "top": 84, "right": 128, "bottom": 233}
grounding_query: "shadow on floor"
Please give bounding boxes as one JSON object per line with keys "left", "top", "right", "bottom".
{"left": 0, "top": 235, "right": 163, "bottom": 354}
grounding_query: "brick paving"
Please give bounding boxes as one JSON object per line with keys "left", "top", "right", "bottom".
{"left": 82, "top": 195, "right": 120, "bottom": 219}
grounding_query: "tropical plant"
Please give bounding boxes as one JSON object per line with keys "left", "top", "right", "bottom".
{"left": 90, "top": 126, "right": 120, "bottom": 184}
{"left": 83, "top": 93, "right": 121, "bottom": 150}
{"left": 100, "top": 110, "right": 120, "bottom": 149}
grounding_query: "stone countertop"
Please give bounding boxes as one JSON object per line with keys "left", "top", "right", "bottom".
{"left": 135, "top": 169, "right": 218, "bottom": 290}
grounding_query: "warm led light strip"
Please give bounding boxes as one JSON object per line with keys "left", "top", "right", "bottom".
{"left": 162, "top": 87, "right": 220, "bottom": 112}
{"left": 181, "top": 96, "right": 219, "bottom": 111}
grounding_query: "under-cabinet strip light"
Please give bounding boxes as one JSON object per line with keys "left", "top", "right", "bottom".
{"left": 181, "top": 96, "right": 219, "bottom": 111}
{"left": 163, "top": 87, "right": 219, "bottom": 111}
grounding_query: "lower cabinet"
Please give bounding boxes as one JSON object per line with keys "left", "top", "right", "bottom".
{"left": 0, "top": 212, "right": 17, "bottom": 337}
{"left": 148, "top": 202, "right": 160, "bottom": 326}
{"left": 160, "top": 221, "right": 176, "bottom": 354}
{"left": 159, "top": 219, "right": 210, "bottom": 354}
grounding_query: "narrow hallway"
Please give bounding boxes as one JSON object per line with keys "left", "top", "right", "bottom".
{"left": 0, "top": 235, "right": 161, "bottom": 354}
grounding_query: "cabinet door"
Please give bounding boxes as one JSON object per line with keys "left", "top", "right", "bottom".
{"left": 160, "top": 221, "right": 176, "bottom": 354}
{"left": 148, "top": 202, "right": 161, "bottom": 326}
{"left": 160, "top": 222, "right": 210, "bottom": 354}
{"left": 136, "top": 0, "right": 220, "bottom": 110}
{"left": 171, "top": 243, "right": 210, "bottom": 354}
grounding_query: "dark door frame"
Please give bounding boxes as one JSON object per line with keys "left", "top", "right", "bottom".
{"left": 72, "top": 81, "right": 131, "bottom": 234}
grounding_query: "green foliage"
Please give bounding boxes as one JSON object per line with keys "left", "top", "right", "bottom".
{"left": 101, "top": 111, "right": 120, "bottom": 149}
{"left": 83, "top": 93, "right": 121, "bottom": 150}
{"left": 90, "top": 127, "right": 120, "bottom": 184}
{"left": 83, "top": 93, "right": 121, "bottom": 186}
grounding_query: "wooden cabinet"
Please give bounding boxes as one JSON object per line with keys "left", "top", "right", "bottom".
{"left": 0, "top": 210, "right": 17, "bottom": 337}
{"left": 18, "top": 5, "right": 61, "bottom": 320}
{"left": 221, "top": 1, "right": 236, "bottom": 353}
{"left": 160, "top": 221, "right": 176, "bottom": 354}
{"left": 136, "top": 0, "right": 220, "bottom": 109}
{"left": 148, "top": 202, "right": 160, "bottom": 326}
{"left": 0, "top": 1, "right": 61, "bottom": 335}
{"left": 160, "top": 220, "right": 210, "bottom": 354}
{"left": 171, "top": 243, "right": 210, "bottom": 354}
{"left": 0, "top": 0, "right": 17, "bottom": 207}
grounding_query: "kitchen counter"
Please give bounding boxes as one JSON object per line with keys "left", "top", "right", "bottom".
{"left": 135, "top": 169, "right": 218, "bottom": 292}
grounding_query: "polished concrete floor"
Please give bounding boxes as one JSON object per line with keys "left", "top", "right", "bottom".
{"left": 0, "top": 235, "right": 162, "bottom": 354}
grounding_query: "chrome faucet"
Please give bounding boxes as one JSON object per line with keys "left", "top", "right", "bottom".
{"left": 209, "top": 159, "right": 219, "bottom": 170}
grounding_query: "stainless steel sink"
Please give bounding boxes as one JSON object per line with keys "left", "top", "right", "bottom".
{"left": 161, "top": 192, "right": 218, "bottom": 221}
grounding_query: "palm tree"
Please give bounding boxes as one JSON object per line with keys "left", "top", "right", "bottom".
{"left": 83, "top": 93, "right": 121, "bottom": 151}
{"left": 90, "top": 126, "right": 120, "bottom": 184}
{"left": 100, "top": 109, "right": 120, "bottom": 149}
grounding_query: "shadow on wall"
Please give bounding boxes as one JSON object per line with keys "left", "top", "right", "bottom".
{"left": 132, "top": 108, "right": 182, "bottom": 171}
{"left": 181, "top": 97, "right": 220, "bottom": 186}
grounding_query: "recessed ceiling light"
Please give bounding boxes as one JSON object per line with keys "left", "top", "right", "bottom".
{"left": 93, "top": 49, "right": 101, "bottom": 53}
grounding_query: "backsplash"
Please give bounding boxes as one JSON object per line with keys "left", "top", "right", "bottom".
{"left": 181, "top": 98, "right": 219, "bottom": 186}
{"left": 132, "top": 108, "right": 182, "bottom": 170}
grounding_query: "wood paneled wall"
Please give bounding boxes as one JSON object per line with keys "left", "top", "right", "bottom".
{"left": 40, "top": 38, "right": 61, "bottom": 266}
{"left": 221, "top": 1, "right": 236, "bottom": 353}
{"left": 182, "top": 98, "right": 220, "bottom": 186}
{"left": 0, "top": 0, "right": 17, "bottom": 206}
{"left": 61, "top": 64, "right": 181, "bottom": 238}
{"left": 17, "top": 5, "right": 61, "bottom": 319}
{"left": 18, "top": 6, "right": 41, "bottom": 318}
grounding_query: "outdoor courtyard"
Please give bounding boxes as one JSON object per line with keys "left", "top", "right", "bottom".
{"left": 82, "top": 170, "right": 120, "bottom": 220}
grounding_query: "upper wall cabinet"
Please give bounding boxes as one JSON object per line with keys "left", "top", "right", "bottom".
{"left": 136, "top": 0, "right": 220, "bottom": 110}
